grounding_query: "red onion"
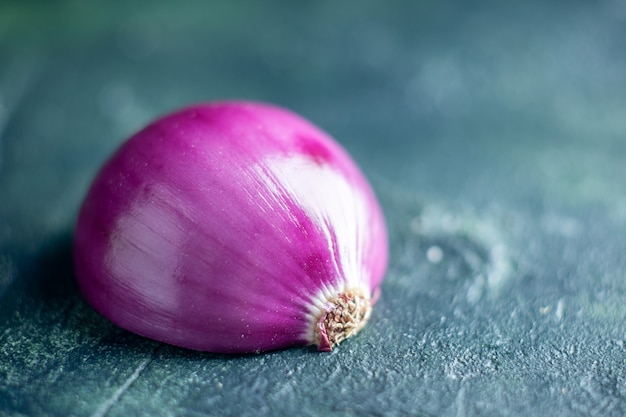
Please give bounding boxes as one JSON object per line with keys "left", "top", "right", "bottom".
{"left": 73, "top": 101, "right": 388, "bottom": 353}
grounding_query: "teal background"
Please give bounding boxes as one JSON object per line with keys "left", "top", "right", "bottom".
{"left": 2, "top": 1, "right": 626, "bottom": 416}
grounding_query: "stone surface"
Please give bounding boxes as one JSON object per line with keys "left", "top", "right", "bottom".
{"left": 2, "top": 1, "right": 626, "bottom": 416}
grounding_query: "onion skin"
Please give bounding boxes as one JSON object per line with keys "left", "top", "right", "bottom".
{"left": 73, "top": 101, "right": 388, "bottom": 353}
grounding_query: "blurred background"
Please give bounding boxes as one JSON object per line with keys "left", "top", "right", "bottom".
{"left": 2, "top": 1, "right": 626, "bottom": 416}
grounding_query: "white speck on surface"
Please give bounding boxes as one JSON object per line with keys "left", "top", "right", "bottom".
{"left": 426, "top": 245, "right": 444, "bottom": 264}
{"left": 556, "top": 298, "right": 565, "bottom": 320}
{"left": 486, "top": 243, "right": 513, "bottom": 297}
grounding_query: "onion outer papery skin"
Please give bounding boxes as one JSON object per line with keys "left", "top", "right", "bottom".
{"left": 73, "top": 101, "right": 388, "bottom": 353}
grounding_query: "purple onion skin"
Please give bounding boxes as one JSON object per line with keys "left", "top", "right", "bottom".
{"left": 74, "top": 101, "right": 388, "bottom": 353}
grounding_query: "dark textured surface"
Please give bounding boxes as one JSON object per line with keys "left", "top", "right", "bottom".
{"left": 2, "top": 1, "right": 626, "bottom": 416}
